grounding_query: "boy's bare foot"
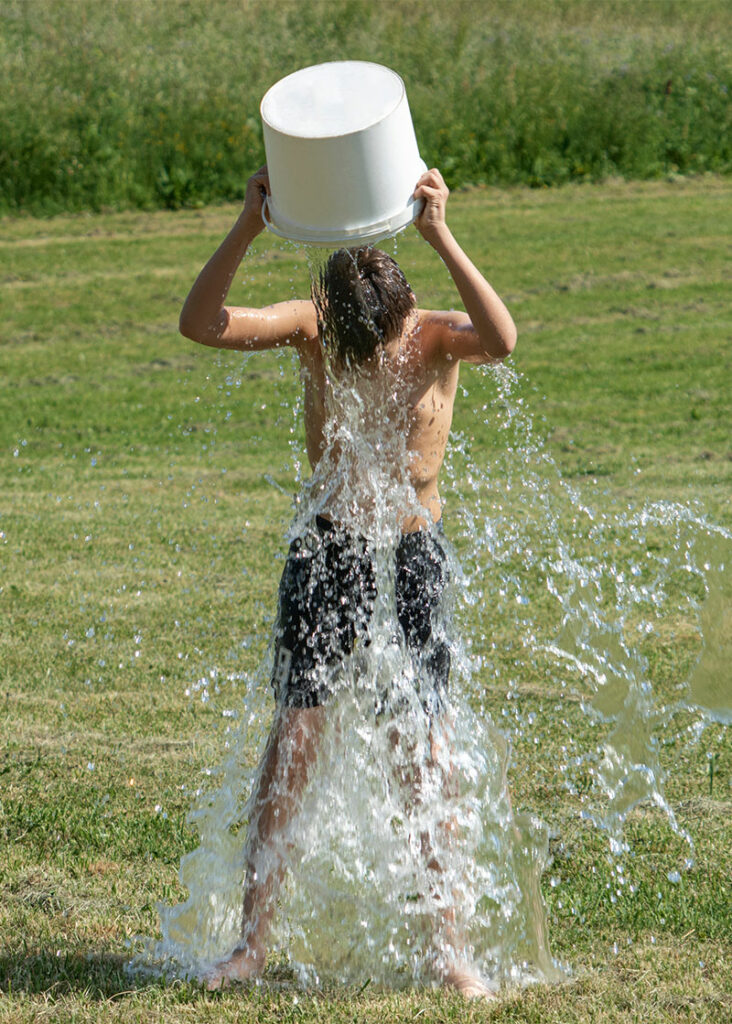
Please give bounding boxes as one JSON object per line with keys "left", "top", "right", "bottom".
{"left": 443, "top": 965, "right": 497, "bottom": 1000}
{"left": 202, "top": 944, "right": 264, "bottom": 990}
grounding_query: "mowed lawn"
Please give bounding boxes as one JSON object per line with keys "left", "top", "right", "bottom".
{"left": 1, "top": 178, "right": 731, "bottom": 1022}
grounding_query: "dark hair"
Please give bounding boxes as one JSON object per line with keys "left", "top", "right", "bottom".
{"left": 313, "top": 247, "right": 415, "bottom": 366}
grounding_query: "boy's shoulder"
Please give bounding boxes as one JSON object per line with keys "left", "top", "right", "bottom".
{"left": 415, "top": 308, "right": 471, "bottom": 363}
{"left": 418, "top": 308, "right": 471, "bottom": 330}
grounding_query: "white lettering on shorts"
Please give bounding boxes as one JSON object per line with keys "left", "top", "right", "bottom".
{"left": 273, "top": 645, "right": 293, "bottom": 690}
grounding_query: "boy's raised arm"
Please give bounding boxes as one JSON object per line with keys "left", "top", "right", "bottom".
{"left": 414, "top": 168, "right": 517, "bottom": 364}
{"left": 179, "top": 166, "right": 316, "bottom": 351}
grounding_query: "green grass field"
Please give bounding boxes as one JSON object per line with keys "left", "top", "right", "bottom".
{"left": 1, "top": 178, "right": 731, "bottom": 1021}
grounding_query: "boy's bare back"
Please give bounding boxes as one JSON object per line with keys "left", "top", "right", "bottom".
{"left": 179, "top": 166, "right": 517, "bottom": 531}
{"left": 292, "top": 304, "right": 461, "bottom": 529}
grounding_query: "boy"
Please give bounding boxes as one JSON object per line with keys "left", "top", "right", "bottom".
{"left": 179, "top": 166, "right": 516, "bottom": 997}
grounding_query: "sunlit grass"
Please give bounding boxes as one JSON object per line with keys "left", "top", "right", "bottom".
{"left": 1, "top": 179, "right": 731, "bottom": 1021}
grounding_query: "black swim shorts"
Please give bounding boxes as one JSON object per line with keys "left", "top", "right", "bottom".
{"left": 271, "top": 515, "right": 451, "bottom": 714}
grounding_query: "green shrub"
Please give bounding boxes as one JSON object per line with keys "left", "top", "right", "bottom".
{"left": 0, "top": 0, "right": 729, "bottom": 214}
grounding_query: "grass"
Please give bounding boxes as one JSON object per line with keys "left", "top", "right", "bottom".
{"left": 1, "top": 0, "right": 730, "bottom": 214}
{"left": 1, "top": 178, "right": 731, "bottom": 1021}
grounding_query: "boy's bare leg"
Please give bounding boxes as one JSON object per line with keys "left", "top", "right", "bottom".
{"left": 204, "top": 704, "right": 326, "bottom": 989}
{"left": 422, "top": 726, "right": 552, "bottom": 997}
{"left": 390, "top": 721, "right": 495, "bottom": 1000}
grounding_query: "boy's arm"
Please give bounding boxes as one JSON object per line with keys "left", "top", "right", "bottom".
{"left": 414, "top": 169, "right": 517, "bottom": 364}
{"left": 179, "top": 166, "right": 317, "bottom": 351}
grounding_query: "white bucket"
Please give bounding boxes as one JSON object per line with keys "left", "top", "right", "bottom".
{"left": 260, "top": 61, "right": 427, "bottom": 247}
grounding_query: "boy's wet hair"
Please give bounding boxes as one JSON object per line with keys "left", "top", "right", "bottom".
{"left": 313, "top": 247, "right": 415, "bottom": 366}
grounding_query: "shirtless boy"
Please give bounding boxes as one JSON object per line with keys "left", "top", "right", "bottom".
{"left": 179, "top": 167, "right": 517, "bottom": 997}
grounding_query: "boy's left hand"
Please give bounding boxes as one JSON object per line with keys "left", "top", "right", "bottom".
{"left": 414, "top": 168, "right": 450, "bottom": 245}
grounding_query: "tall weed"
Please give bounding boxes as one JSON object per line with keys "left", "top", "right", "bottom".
{"left": 0, "top": 0, "right": 729, "bottom": 214}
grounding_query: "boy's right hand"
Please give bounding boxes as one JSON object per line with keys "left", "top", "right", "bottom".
{"left": 242, "top": 166, "right": 271, "bottom": 236}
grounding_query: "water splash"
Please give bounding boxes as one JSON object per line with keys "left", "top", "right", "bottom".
{"left": 443, "top": 363, "right": 730, "bottom": 843}
{"left": 136, "top": 247, "right": 730, "bottom": 990}
{"left": 685, "top": 532, "right": 732, "bottom": 726}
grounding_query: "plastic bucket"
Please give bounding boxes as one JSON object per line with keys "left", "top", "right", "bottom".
{"left": 260, "top": 61, "right": 426, "bottom": 247}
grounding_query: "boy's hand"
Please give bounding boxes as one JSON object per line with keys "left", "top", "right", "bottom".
{"left": 242, "top": 166, "right": 271, "bottom": 236}
{"left": 414, "top": 168, "right": 450, "bottom": 246}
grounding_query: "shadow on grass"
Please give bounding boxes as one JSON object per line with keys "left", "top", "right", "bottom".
{"left": 0, "top": 949, "right": 307, "bottom": 1001}
{"left": 0, "top": 949, "right": 191, "bottom": 1000}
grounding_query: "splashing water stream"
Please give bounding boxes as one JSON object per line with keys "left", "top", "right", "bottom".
{"left": 138, "top": 243, "right": 730, "bottom": 989}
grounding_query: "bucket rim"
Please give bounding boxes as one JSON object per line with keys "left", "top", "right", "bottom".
{"left": 261, "top": 192, "right": 425, "bottom": 248}
{"left": 260, "top": 60, "right": 407, "bottom": 141}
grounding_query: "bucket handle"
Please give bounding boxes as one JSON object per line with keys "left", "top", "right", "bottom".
{"left": 260, "top": 196, "right": 274, "bottom": 232}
